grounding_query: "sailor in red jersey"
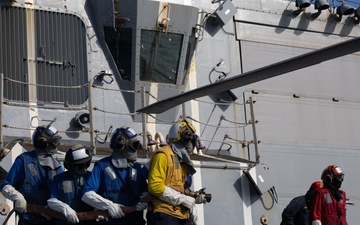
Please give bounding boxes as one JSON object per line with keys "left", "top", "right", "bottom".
{"left": 311, "top": 165, "right": 347, "bottom": 225}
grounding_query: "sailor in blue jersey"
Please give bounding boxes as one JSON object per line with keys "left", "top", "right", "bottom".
{"left": 1, "top": 124, "right": 63, "bottom": 225}
{"left": 81, "top": 126, "right": 149, "bottom": 225}
{"left": 47, "top": 144, "right": 95, "bottom": 225}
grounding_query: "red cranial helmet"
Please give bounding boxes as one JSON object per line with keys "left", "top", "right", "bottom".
{"left": 310, "top": 181, "right": 323, "bottom": 190}
{"left": 321, "top": 165, "right": 344, "bottom": 187}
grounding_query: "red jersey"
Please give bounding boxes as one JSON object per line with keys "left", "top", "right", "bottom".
{"left": 310, "top": 188, "right": 347, "bottom": 225}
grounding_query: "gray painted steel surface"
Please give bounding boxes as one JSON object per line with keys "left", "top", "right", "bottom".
{"left": 0, "top": 0, "right": 359, "bottom": 224}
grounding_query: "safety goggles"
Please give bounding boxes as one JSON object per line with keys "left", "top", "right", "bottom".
{"left": 49, "top": 135, "right": 62, "bottom": 146}
{"left": 127, "top": 139, "right": 142, "bottom": 151}
{"left": 182, "top": 130, "right": 194, "bottom": 139}
{"left": 334, "top": 174, "right": 345, "bottom": 182}
{"left": 74, "top": 162, "right": 90, "bottom": 170}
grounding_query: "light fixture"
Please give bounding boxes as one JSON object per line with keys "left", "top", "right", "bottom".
{"left": 336, "top": 2, "right": 355, "bottom": 21}
{"left": 296, "top": 0, "right": 311, "bottom": 9}
{"left": 311, "top": 0, "right": 330, "bottom": 18}
{"left": 293, "top": 0, "right": 311, "bottom": 17}
{"left": 74, "top": 111, "right": 90, "bottom": 129}
{"left": 314, "top": 0, "right": 330, "bottom": 11}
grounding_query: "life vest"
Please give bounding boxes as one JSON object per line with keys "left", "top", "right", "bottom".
{"left": 151, "top": 145, "right": 190, "bottom": 219}
{"left": 54, "top": 171, "right": 95, "bottom": 225}
{"left": 315, "top": 188, "right": 347, "bottom": 225}
{"left": 56, "top": 171, "right": 92, "bottom": 212}
{"left": 94, "top": 157, "right": 147, "bottom": 225}
{"left": 17, "top": 151, "right": 62, "bottom": 224}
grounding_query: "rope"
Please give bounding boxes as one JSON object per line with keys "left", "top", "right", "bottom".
{"left": 92, "top": 85, "right": 137, "bottom": 93}
{"left": 1, "top": 77, "right": 251, "bottom": 146}
{"left": 93, "top": 107, "right": 137, "bottom": 116}
{"left": 224, "top": 134, "right": 249, "bottom": 144}
{"left": 2, "top": 125, "right": 85, "bottom": 134}
{"left": 193, "top": 98, "right": 244, "bottom": 106}
{"left": 3, "top": 100, "right": 87, "bottom": 110}
{"left": 147, "top": 114, "right": 176, "bottom": 124}
{"left": 221, "top": 116, "right": 248, "bottom": 126}
{"left": 145, "top": 91, "right": 158, "bottom": 100}
{"left": 186, "top": 116, "right": 248, "bottom": 129}
{"left": 5, "top": 77, "right": 87, "bottom": 89}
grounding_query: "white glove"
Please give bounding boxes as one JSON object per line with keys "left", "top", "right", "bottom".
{"left": 47, "top": 198, "right": 79, "bottom": 224}
{"left": 136, "top": 192, "right": 149, "bottom": 211}
{"left": 312, "top": 220, "right": 322, "bottom": 225}
{"left": 82, "top": 191, "right": 124, "bottom": 218}
{"left": 2, "top": 185, "right": 27, "bottom": 213}
{"left": 14, "top": 197, "right": 27, "bottom": 213}
{"left": 159, "top": 186, "right": 195, "bottom": 209}
{"left": 190, "top": 205, "right": 199, "bottom": 225}
{"left": 108, "top": 203, "right": 125, "bottom": 218}
{"left": 136, "top": 202, "right": 148, "bottom": 211}
{"left": 82, "top": 191, "right": 116, "bottom": 210}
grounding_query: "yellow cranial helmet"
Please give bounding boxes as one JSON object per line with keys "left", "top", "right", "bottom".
{"left": 168, "top": 120, "right": 196, "bottom": 142}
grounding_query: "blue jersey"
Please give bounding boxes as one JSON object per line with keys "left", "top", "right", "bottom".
{"left": 50, "top": 170, "right": 94, "bottom": 225}
{"left": 81, "top": 156, "right": 148, "bottom": 225}
{"left": 1, "top": 150, "right": 63, "bottom": 224}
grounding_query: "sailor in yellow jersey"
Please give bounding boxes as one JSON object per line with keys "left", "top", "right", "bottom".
{"left": 147, "top": 120, "right": 205, "bottom": 225}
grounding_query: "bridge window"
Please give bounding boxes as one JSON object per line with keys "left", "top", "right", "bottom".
{"left": 140, "top": 30, "right": 183, "bottom": 84}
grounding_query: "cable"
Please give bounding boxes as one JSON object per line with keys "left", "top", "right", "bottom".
{"left": 269, "top": 186, "right": 279, "bottom": 203}
{"left": 95, "top": 126, "right": 113, "bottom": 144}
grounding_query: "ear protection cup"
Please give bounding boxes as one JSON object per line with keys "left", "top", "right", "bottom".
{"left": 323, "top": 172, "right": 333, "bottom": 184}
{"left": 180, "top": 120, "right": 196, "bottom": 142}
{"left": 323, "top": 165, "right": 339, "bottom": 185}
{"left": 110, "top": 128, "right": 126, "bottom": 149}
{"left": 64, "top": 160, "right": 70, "bottom": 170}
{"left": 33, "top": 126, "right": 49, "bottom": 149}
{"left": 113, "top": 136, "right": 125, "bottom": 149}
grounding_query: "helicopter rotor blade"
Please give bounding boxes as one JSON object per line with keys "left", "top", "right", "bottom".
{"left": 137, "top": 36, "right": 360, "bottom": 114}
